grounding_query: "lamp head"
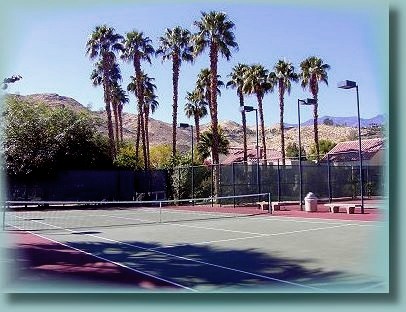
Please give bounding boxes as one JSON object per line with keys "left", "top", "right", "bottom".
{"left": 242, "top": 105, "right": 255, "bottom": 112}
{"left": 179, "top": 123, "right": 191, "bottom": 129}
{"left": 338, "top": 80, "right": 357, "bottom": 89}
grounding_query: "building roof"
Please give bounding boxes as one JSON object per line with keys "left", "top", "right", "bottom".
{"left": 221, "top": 147, "right": 282, "bottom": 164}
{"left": 322, "top": 138, "right": 384, "bottom": 162}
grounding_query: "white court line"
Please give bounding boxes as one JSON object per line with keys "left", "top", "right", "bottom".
{"left": 7, "top": 223, "right": 196, "bottom": 292}
{"left": 354, "top": 281, "right": 387, "bottom": 292}
{"left": 7, "top": 218, "right": 325, "bottom": 292}
{"left": 151, "top": 223, "right": 356, "bottom": 250}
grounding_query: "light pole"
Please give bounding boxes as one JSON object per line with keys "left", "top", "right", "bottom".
{"left": 297, "top": 98, "right": 317, "bottom": 210}
{"left": 338, "top": 80, "right": 364, "bottom": 213}
{"left": 179, "top": 123, "right": 194, "bottom": 201}
{"left": 241, "top": 106, "right": 260, "bottom": 194}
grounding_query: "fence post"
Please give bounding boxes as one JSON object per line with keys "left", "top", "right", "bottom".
{"left": 232, "top": 162, "right": 236, "bottom": 208}
{"left": 277, "top": 159, "right": 281, "bottom": 202}
{"left": 327, "top": 155, "right": 332, "bottom": 203}
{"left": 191, "top": 164, "right": 195, "bottom": 205}
{"left": 211, "top": 164, "right": 214, "bottom": 207}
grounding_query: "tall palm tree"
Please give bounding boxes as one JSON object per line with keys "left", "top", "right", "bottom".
{"left": 121, "top": 30, "right": 155, "bottom": 170}
{"left": 193, "top": 11, "right": 238, "bottom": 195}
{"left": 111, "top": 83, "right": 128, "bottom": 146}
{"left": 300, "top": 56, "right": 330, "bottom": 162}
{"left": 195, "top": 68, "right": 224, "bottom": 121}
{"left": 91, "top": 61, "right": 123, "bottom": 150}
{"left": 274, "top": 59, "right": 299, "bottom": 165}
{"left": 127, "top": 72, "right": 157, "bottom": 169}
{"left": 143, "top": 78, "right": 158, "bottom": 170}
{"left": 156, "top": 26, "right": 194, "bottom": 158}
{"left": 227, "top": 63, "right": 249, "bottom": 161}
{"left": 184, "top": 89, "right": 208, "bottom": 142}
{"left": 242, "top": 64, "right": 274, "bottom": 160}
{"left": 86, "top": 25, "right": 123, "bottom": 159}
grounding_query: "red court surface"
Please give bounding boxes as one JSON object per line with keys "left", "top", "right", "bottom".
{"left": 270, "top": 205, "right": 381, "bottom": 221}
{"left": 165, "top": 199, "right": 383, "bottom": 222}
{"left": 5, "top": 232, "right": 178, "bottom": 290}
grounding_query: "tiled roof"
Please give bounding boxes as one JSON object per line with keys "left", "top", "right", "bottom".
{"left": 322, "top": 138, "right": 384, "bottom": 162}
{"left": 222, "top": 147, "right": 282, "bottom": 164}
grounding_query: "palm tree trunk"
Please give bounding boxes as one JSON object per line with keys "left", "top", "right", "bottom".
{"left": 134, "top": 54, "right": 148, "bottom": 170}
{"left": 145, "top": 106, "right": 151, "bottom": 169}
{"left": 118, "top": 104, "right": 123, "bottom": 143}
{"left": 172, "top": 52, "right": 180, "bottom": 158}
{"left": 256, "top": 93, "right": 267, "bottom": 160}
{"left": 313, "top": 93, "right": 320, "bottom": 162}
{"left": 194, "top": 114, "right": 200, "bottom": 142}
{"left": 102, "top": 59, "right": 116, "bottom": 160}
{"left": 209, "top": 44, "right": 220, "bottom": 196}
{"left": 239, "top": 91, "right": 247, "bottom": 162}
{"left": 112, "top": 99, "right": 120, "bottom": 152}
{"left": 135, "top": 113, "right": 141, "bottom": 164}
{"left": 279, "top": 83, "right": 285, "bottom": 166}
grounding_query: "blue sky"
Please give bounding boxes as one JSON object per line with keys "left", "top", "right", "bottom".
{"left": 2, "top": 1, "right": 387, "bottom": 126}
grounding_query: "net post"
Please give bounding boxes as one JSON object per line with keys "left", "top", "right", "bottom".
{"left": 159, "top": 201, "right": 162, "bottom": 223}
{"left": 268, "top": 193, "right": 272, "bottom": 214}
{"left": 2, "top": 202, "right": 6, "bottom": 231}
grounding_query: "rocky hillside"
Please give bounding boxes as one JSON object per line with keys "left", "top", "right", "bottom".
{"left": 7, "top": 93, "right": 385, "bottom": 153}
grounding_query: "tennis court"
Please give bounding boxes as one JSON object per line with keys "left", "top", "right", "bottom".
{"left": 2, "top": 195, "right": 386, "bottom": 293}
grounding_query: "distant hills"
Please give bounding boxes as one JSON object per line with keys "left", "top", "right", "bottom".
{"left": 285, "top": 114, "right": 385, "bottom": 128}
{"left": 5, "top": 93, "right": 385, "bottom": 153}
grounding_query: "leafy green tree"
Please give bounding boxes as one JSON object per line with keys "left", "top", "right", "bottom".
{"left": 300, "top": 56, "right": 331, "bottom": 162}
{"left": 149, "top": 144, "right": 173, "bottom": 169}
{"left": 285, "top": 142, "right": 306, "bottom": 160}
{"left": 156, "top": 26, "right": 194, "bottom": 157}
{"left": 113, "top": 142, "right": 140, "bottom": 170}
{"left": 308, "top": 139, "right": 336, "bottom": 161}
{"left": 86, "top": 25, "right": 123, "bottom": 159}
{"left": 227, "top": 63, "right": 249, "bottom": 161}
{"left": 274, "top": 59, "right": 299, "bottom": 165}
{"left": 2, "top": 96, "right": 111, "bottom": 175}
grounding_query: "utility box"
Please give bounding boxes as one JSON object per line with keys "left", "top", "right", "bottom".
{"left": 304, "top": 192, "right": 318, "bottom": 212}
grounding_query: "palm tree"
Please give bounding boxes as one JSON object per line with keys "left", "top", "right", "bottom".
{"left": 242, "top": 64, "right": 274, "bottom": 160}
{"left": 111, "top": 83, "right": 129, "bottom": 146}
{"left": 143, "top": 78, "right": 158, "bottom": 170}
{"left": 127, "top": 72, "right": 157, "bottom": 169}
{"left": 156, "top": 26, "right": 193, "bottom": 158}
{"left": 274, "top": 59, "right": 299, "bottom": 165}
{"left": 193, "top": 11, "right": 238, "bottom": 195}
{"left": 227, "top": 63, "right": 249, "bottom": 161}
{"left": 121, "top": 30, "right": 155, "bottom": 170}
{"left": 196, "top": 68, "right": 224, "bottom": 111}
{"left": 300, "top": 56, "right": 330, "bottom": 162}
{"left": 90, "top": 61, "right": 123, "bottom": 151}
{"left": 184, "top": 89, "right": 208, "bottom": 142}
{"left": 86, "top": 25, "right": 123, "bottom": 159}
{"left": 197, "top": 127, "right": 230, "bottom": 162}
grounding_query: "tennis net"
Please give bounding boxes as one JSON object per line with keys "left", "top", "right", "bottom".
{"left": 2, "top": 193, "right": 271, "bottom": 232}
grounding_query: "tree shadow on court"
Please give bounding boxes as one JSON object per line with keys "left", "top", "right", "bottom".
{"left": 5, "top": 233, "right": 382, "bottom": 292}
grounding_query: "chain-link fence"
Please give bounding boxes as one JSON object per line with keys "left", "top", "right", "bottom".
{"left": 171, "top": 162, "right": 385, "bottom": 202}
{"left": 4, "top": 163, "right": 384, "bottom": 203}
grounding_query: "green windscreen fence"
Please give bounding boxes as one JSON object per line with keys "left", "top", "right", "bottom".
{"left": 4, "top": 164, "right": 384, "bottom": 202}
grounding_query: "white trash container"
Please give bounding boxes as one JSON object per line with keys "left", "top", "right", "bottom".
{"left": 304, "top": 192, "right": 318, "bottom": 212}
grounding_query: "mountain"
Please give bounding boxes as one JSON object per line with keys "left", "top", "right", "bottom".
{"left": 6, "top": 93, "right": 385, "bottom": 153}
{"left": 284, "top": 114, "right": 385, "bottom": 128}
